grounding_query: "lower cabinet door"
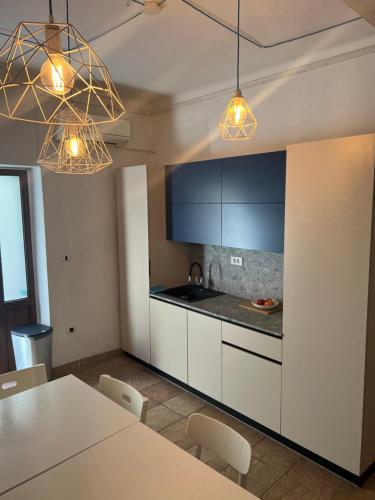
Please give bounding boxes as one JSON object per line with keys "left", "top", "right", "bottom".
{"left": 150, "top": 299, "right": 187, "bottom": 382}
{"left": 222, "top": 344, "right": 281, "bottom": 433}
{"left": 188, "top": 311, "right": 221, "bottom": 401}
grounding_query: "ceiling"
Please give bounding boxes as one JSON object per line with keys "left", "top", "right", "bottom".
{"left": 0, "top": 0, "right": 374, "bottom": 103}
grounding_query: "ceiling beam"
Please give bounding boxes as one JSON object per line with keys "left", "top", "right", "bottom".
{"left": 342, "top": 0, "right": 375, "bottom": 27}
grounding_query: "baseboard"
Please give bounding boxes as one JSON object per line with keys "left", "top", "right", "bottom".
{"left": 123, "top": 349, "right": 374, "bottom": 487}
{"left": 52, "top": 348, "right": 122, "bottom": 378}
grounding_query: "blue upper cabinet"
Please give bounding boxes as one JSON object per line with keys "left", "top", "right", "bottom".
{"left": 167, "top": 203, "right": 221, "bottom": 246}
{"left": 222, "top": 204, "right": 285, "bottom": 252}
{"left": 165, "top": 152, "right": 286, "bottom": 252}
{"left": 222, "top": 151, "right": 286, "bottom": 203}
{"left": 166, "top": 159, "right": 222, "bottom": 203}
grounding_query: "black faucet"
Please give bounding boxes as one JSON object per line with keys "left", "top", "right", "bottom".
{"left": 188, "top": 262, "right": 203, "bottom": 286}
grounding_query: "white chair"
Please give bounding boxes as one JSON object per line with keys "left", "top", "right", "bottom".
{"left": 98, "top": 374, "right": 148, "bottom": 423}
{"left": 186, "top": 412, "right": 252, "bottom": 488}
{"left": 0, "top": 364, "right": 48, "bottom": 400}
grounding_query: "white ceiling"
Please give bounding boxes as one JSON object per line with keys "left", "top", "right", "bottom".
{"left": 0, "top": 0, "right": 374, "bottom": 102}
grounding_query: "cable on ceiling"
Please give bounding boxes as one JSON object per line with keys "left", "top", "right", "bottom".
{"left": 0, "top": 0, "right": 363, "bottom": 47}
{"left": 180, "top": 0, "right": 363, "bottom": 49}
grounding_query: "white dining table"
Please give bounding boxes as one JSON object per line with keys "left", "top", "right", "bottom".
{"left": 0, "top": 375, "right": 258, "bottom": 499}
{"left": 0, "top": 374, "right": 138, "bottom": 495}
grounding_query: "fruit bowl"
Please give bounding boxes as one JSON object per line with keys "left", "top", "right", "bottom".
{"left": 251, "top": 299, "right": 279, "bottom": 311}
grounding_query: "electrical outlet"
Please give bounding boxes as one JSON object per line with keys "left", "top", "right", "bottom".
{"left": 231, "top": 256, "right": 243, "bottom": 266}
{"left": 65, "top": 327, "right": 75, "bottom": 334}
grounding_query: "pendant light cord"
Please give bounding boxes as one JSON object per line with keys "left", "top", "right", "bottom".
{"left": 66, "top": 0, "right": 71, "bottom": 55}
{"left": 236, "top": 0, "right": 240, "bottom": 91}
{"left": 49, "top": 0, "right": 53, "bottom": 19}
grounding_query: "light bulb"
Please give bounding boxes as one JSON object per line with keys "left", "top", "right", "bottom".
{"left": 65, "top": 135, "right": 84, "bottom": 158}
{"left": 40, "top": 54, "right": 75, "bottom": 95}
{"left": 234, "top": 100, "right": 246, "bottom": 125}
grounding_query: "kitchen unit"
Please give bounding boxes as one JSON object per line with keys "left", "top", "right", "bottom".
{"left": 149, "top": 294, "right": 283, "bottom": 434}
{"left": 118, "top": 134, "right": 375, "bottom": 484}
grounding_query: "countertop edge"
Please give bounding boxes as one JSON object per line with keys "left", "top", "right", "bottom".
{"left": 149, "top": 292, "right": 283, "bottom": 339}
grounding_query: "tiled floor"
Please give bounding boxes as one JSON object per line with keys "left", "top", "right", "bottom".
{"left": 64, "top": 353, "right": 375, "bottom": 499}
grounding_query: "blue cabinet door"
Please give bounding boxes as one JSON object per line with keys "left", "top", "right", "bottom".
{"left": 222, "top": 204, "right": 285, "bottom": 252}
{"left": 166, "top": 159, "right": 222, "bottom": 203}
{"left": 167, "top": 203, "right": 221, "bottom": 245}
{"left": 222, "top": 151, "right": 286, "bottom": 203}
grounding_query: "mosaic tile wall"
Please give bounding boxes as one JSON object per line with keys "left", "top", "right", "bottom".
{"left": 189, "top": 244, "right": 284, "bottom": 301}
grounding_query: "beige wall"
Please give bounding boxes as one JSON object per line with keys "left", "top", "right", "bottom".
{"left": 0, "top": 105, "right": 155, "bottom": 368}
{"left": 154, "top": 53, "right": 375, "bottom": 164}
{"left": 44, "top": 113, "right": 155, "bottom": 367}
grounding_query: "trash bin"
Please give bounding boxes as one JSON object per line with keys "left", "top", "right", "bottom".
{"left": 11, "top": 324, "right": 53, "bottom": 380}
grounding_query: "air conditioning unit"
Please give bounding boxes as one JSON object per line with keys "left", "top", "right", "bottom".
{"left": 90, "top": 115, "right": 131, "bottom": 145}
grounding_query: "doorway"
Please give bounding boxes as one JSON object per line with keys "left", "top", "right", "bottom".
{"left": 0, "top": 170, "right": 36, "bottom": 373}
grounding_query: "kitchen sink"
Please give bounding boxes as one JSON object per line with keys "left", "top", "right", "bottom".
{"left": 161, "top": 284, "right": 224, "bottom": 302}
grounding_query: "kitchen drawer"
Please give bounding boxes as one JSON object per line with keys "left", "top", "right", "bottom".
{"left": 222, "top": 343, "right": 281, "bottom": 432}
{"left": 222, "top": 322, "right": 282, "bottom": 362}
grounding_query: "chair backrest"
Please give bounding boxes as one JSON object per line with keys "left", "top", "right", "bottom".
{"left": 0, "top": 364, "right": 48, "bottom": 400}
{"left": 98, "top": 374, "right": 148, "bottom": 423}
{"left": 187, "top": 413, "right": 252, "bottom": 487}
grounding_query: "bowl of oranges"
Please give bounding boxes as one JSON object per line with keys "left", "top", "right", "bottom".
{"left": 251, "top": 298, "right": 279, "bottom": 311}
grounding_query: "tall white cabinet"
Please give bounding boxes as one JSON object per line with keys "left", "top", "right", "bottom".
{"left": 282, "top": 134, "right": 375, "bottom": 476}
{"left": 116, "top": 165, "right": 150, "bottom": 363}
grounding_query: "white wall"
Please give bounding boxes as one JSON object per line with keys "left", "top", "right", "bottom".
{"left": 154, "top": 52, "right": 375, "bottom": 164}
{"left": 43, "top": 110, "right": 155, "bottom": 367}
{"left": 0, "top": 104, "right": 155, "bottom": 368}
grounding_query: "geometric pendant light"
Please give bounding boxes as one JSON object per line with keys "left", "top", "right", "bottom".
{"left": 38, "top": 107, "right": 113, "bottom": 174}
{"left": 0, "top": 1, "right": 125, "bottom": 125}
{"left": 219, "top": 0, "right": 257, "bottom": 140}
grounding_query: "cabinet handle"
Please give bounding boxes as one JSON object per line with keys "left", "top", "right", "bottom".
{"left": 222, "top": 341, "right": 282, "bottom": 366}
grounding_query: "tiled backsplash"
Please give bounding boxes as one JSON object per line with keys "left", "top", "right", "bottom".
{"left": 189, "top": 244, "right": 283, "bottom": 301}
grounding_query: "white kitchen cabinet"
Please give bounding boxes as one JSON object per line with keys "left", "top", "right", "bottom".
{"left": 282, "top": 134, "right": 375, "bottom": 475}
{"left": 150, "top": 299, "right": 187, "bottom": 382}
{"left": 188, "top": 311, "right": 221, "bottom": 401}
{"left": 116, "top": 166, "right": 150, "bottom": 363}
{"left": 222, "top": 343, "right": 281, "bottom": 433}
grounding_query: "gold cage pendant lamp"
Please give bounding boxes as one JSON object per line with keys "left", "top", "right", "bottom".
{"left": 219, "top": 0, "right": 257, "bottom": 140}
{"left": 38, "top": 106, "right": 113, "bottom": 174}
{"left": 0, "top": 0, "right": 125, "bottom": 125}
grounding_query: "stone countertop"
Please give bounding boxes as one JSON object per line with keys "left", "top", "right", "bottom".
{"left": 149, "top": 291, "right": 283, "bottom": 338}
